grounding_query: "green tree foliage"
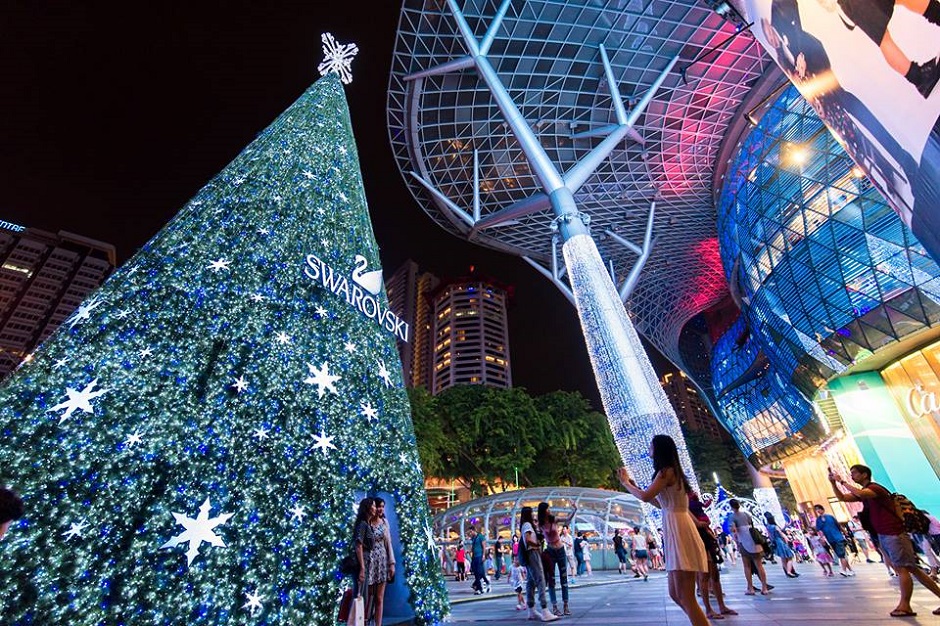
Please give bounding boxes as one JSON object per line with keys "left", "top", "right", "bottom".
{"left": 410, "top": 385, "right": 621, "bottom": 493}
{"left": 530, "top": 391, "right": 621, "bottom": 489}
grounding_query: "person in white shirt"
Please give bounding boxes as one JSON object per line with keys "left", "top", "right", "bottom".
{"left": 632, "top": 526, "right": 650, "bottom": 581}
{"left": 509, "top": 556, "right": 527, "bottom": 610}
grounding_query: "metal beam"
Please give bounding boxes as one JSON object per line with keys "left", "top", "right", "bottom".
{"left": 403, "top": 56, "right": 474, "bottom": 82}
{"left": 563, "top": 56, "right": 679, "bottom": 192}
{"left": 522, "top": 256, "right": 575, "bottom": 305}
{"left": 409, "top": 171, "right": 476, "bottom": 229}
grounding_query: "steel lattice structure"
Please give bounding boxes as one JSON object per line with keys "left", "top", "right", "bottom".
{"left": 388, "top": 0, "right": 773, "bottom": 368}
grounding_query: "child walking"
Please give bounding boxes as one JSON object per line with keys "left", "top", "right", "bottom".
{"left": 509, "top": 556, "right": 527, "bottom": 610}
{"left": 808, "top": 531, "right": 834, "bottom": 577}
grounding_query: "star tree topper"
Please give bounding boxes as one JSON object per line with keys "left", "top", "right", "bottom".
{"left": 160, "top": 497, "right": 233, "bottom": 566}
{"left": 317, "top": 32, "right": 358, "bottom": 85}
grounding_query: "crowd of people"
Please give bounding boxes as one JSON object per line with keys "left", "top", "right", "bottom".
{"left": 440, "top": 438, "right": 940, "bottom": 623}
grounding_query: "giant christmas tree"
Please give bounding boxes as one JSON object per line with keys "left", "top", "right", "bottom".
{"left": 0, "top": 73, "right": 448, "bottom": 625}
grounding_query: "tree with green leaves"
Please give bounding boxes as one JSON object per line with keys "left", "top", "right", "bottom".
{"left": 410, "top": 385, "right": 621, "bottom": 493}
{"left": 529, "top": 391, "right": 621, "bottom": 489}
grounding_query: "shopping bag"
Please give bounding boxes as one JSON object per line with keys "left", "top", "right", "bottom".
{"left": 337, "top": 589, "right": 353, "bottom": 622}
{"left": 347, "top": 594, "right": 364, "bottom": 626}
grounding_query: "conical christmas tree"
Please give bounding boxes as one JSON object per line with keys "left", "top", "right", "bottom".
{"left": 0, "top": 74, "right": 448, "bottom": 625}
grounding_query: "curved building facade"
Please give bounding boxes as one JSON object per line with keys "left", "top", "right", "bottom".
{"left": 708, "top": 83, "right": 940, "bottom": 513}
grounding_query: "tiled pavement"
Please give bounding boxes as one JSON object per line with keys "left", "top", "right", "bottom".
{"left": 445, "top": 561, "right": 940, "bottom": 624}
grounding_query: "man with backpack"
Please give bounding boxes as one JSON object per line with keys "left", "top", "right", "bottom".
{"left": 829, "top": 464, "right": 940, "bottom": 618}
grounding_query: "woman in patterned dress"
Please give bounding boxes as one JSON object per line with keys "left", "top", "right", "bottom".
{"left": 369, "top": 497, "right": 396, "bottom": 626}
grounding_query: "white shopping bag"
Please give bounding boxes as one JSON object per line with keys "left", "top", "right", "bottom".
{"left": 347, "top": 594, "right": 365, "bottom": 626}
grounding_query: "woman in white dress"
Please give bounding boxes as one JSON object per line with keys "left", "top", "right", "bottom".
{"left": 619, "top": 435, "right": 709, "bottom": 626}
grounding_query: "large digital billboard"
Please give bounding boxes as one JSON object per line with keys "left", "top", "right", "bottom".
{"left": 739, "top": 0, "right": 940, "bottom": 263}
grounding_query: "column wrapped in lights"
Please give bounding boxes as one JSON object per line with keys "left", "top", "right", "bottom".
{"left": 562, "top": 231, "right": 700, "bottom": 493}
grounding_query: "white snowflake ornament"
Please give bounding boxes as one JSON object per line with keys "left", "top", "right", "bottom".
{"left": 160, "top": 497, "right": 233, "bottom": 566}
{"left": 317, "top": 32, "right": 358, "bottom": 84}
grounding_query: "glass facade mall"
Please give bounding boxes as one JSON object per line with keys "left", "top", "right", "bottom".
{"left": 711, "top": 85, "right": 940, "bottom": 467}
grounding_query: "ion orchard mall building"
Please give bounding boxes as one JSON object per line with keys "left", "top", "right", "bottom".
{"left": 387, "top": 0, "right": 940, "bottom": 519}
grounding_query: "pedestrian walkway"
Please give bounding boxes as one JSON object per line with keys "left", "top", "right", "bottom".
{"left": 446, "top": 562, "right": 940, "bottom": 624}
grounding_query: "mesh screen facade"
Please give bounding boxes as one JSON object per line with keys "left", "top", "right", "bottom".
{"left": 713, "top": 85, "right": 940, "bottom": 463}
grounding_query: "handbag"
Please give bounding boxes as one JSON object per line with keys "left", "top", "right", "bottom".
{"left": 337, "top": 589, "right": 353, "bottom": 622}
{"left": 340, "top": 552, "right": 359, "bottom": 575}
{"left": 749, "top": 527, "right": 772, "bottom": 554}
{"left": 347, "top": 594, "right": 365, "bottom": 626}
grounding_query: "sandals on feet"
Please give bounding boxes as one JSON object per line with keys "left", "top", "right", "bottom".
{"left": 889, "top": 610, "right": 917, "bottom": 618}
{"left": 706, "top": 612, "right": 724, "bottom": 620}
{"left": 721, "top": 609, "right": 738, "bottom": 615}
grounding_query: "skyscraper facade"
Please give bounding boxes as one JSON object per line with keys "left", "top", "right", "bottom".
{"left": 385, "top": 260, "right": 439, "bottom": 390}
{"left": 0, "top": 221, "right": 115, "bottom": 377}
{"left": 660, "top": 370, "right": 727, "bottom": 442}
{"left": 430, "top": 276, "right": 512, "bottom": 394}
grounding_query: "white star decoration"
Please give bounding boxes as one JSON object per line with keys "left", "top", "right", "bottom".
{"left": 139, "top": 347, "right": 154, "bottom": 358}
{"left": 317, "top": 32, "right": 359, "bottom": 85}
{"left": 289, "top": 505, "right": 306, "bottom": 522}
{"left": 257, "top": 227, "right": 270, "bottom": 235}
{"left": 360, "top": 401, "right": 378, "bottom": 422}
{"left": 312, "top": 429, "right": 337, "bottom": 456}
{"left": 125, "top": 431, "right": 143, "bottom": 448}
{"left": 52, "top": 357, "right": 68, "bottom": 368}
{"left": 344, "top": 341, "right": 357, "bottom": 353}
{"left": 315, "top": 305, "right": 328, "bottom": 318}
{"left": 243, "top": 590, "right": 264, "bottom": 616}
{"left": 275, "top": 332, "right": 291, "bottom": 345}
{"left": 160, "top": 497, "right": 233, "bottom": 566}
{"left": 250, "top": 293, "right": 265, "bottom": 303}
{"left": 62, "top": 521, "right": 90, "bottom": 541}
{"left": 207, "top": 258, "right": 231, "bottom": 272}
{"left": 115, "top": 309, "right": 131, "bottom": 320}
{"left": 49, "top": 379, "right": 109, "bottom": 425}
{"left": 232, "top": 376, "right": 249, "bottom": 393}
{"left": 302, "top": 170, "right": 315, "bottom": 180}
{"left": 67, "top": 297, "right": 104, "bottom": 329}
{"left": 376, "top": 361, "right": 393, "bottom": 387}
{"left": 304, "top": 363, "right": 340, "bottom": 399}
{"left": 253, "top": 426, "right": 269, "bottom": 441}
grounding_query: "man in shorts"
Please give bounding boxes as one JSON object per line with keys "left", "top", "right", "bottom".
{"left": 814, "top": 504, "right": 854, "bottom": 576}
{"left": 829, "top": 464, "right": 940, "bottom": 618}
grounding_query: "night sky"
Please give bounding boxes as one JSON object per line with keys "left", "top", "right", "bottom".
{"left": 1, "top": 2, "right": 672, "bottom": 408}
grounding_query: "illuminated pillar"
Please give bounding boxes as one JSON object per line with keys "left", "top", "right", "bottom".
{"left": 554, "top": 190, "right": 698, "bottom": 491}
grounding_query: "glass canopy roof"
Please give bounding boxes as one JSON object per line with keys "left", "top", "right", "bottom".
{"left": 388, "top": 0, "right": 773, "bottom": 364}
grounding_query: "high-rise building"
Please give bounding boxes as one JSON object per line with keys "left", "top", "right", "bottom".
{"left": 660, "top": 370, "right": 727, "bottom": 442}
{"left": 385, "top": 260, "right": 439, "bottom": 390}
{"left": 430, "top": 274, "right": 512, "bottom": 394}
{"left": 0, "top": 221, "right": 116, "bottom": 377}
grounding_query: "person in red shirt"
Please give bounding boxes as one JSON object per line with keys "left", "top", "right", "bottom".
{"left": 829, "top": 464, "right": 940, "bottom": 618}
{"left": 455, "top": 543, "right": 467, "bottom": 581}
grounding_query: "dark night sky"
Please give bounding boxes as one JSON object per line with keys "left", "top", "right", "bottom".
{"left": 0, "top": 2, "right": 672, "bottom": 408}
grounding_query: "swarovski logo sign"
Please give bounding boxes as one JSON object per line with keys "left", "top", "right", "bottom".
{"left": 303, "top": 253, "right": 410, "bottom": 342}
{"left": 906, "top": 384, "right": 940, "bottom": 420}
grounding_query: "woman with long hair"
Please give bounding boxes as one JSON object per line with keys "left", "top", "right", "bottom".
{"left": 353, "top": 498, "right": 376, "bottom": 614}
{"left": 537, "top": 502, "right": 570, "bottom": 616}
{"left": 765, "top": 512, "right": 798, "bottom": 578}
{"left": 370, "top": 498, "right": 396, "bottom": 626}
{"left": 519, "top": 505, "right": 559, "bottom": 622}
{"left": 618, "top": 435, "right": 710, "bottom": 626}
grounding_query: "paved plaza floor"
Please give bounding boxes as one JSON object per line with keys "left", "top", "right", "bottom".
{"left": 445, "top": 561, "right": 940, "bottom": 624}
